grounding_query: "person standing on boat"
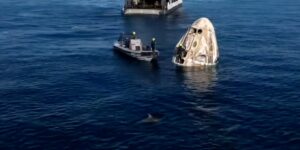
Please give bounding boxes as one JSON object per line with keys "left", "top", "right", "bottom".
{"left": 133, "top": 0, "right": 138, "bottom": 7}
{"left": 151, "top": 38, "right": 156, "bottom": 52}
{"left": 132, "top": 31, "right": 137, "bottom": 39}
{"left": 118, "top": 33, "right": 124, "bottom": 45}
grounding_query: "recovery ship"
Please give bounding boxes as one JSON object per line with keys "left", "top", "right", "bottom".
{"left": 123, "top": 0, "right": 183, "bottom": 15}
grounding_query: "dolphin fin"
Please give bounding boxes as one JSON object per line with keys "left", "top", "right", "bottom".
{"left": 147, "top": 113, "right": 153, "bottom": 119}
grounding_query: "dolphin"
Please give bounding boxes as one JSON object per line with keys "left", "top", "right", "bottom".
{"left": 139, "top": 113, "right": 162, "bottom": 124}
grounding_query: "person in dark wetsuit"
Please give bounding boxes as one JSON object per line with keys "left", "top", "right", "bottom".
{"left": 151, "top": 38, "right": 157, "bottom": 58}
{"left": 151, "top": 38, "right": 156, "bottom": 52}
{"left": 118, "top": 33, "right": 124, "bottom": 45}
{"left": 118, "top": 33, "right": 123, "bottom": 41}
{"left": 176, "top": 44, "right": 185, "bottom": 63}
{"left": 132, "top": 31, "right": 137, "bottom": 39}
{"left": 125, "top": 38, "right": 130, "bottom": 48}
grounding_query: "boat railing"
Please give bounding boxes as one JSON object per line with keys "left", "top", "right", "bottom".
{"left": 125, "top": 5, "right": 163, "bottom": 9}
{"left": 124, "top": 0, "right": 163, "bottom": 9}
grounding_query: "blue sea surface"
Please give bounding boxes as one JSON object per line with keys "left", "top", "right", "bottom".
{"left": 0, "top": 0, "right": 300, "bottom": 149}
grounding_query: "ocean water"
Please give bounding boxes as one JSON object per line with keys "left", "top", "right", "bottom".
{"left": 0, "top": 0, "right": 300, "bottom": 149}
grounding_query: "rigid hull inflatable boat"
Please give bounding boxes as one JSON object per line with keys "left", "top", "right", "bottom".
{"left": 172, "top": 18, "right": 219, "bottom": 67}
{"left": 123, "top": 0, "right": 183, "bottom": 15}
{"left": 114, "top": 34, "right": 159, "bottom": 62}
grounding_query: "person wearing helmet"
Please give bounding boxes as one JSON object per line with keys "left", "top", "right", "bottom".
{"left": 132, "top": 31, "right": 137, "bottom": 39}
{"left": 177, "top": 44, "right": 185, "bottom": 55}
{"left": 118, "top": 32, "right": 124, "bottom": 45}
{"left": 151, "top": 38, "right": 156, "bottom": 52}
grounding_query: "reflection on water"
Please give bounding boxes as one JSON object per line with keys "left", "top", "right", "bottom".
{"left": 177, "top": 66, "right": 218, "bottom": 94}
{"left": 177, "top": 67, "right": 220, "bottom": 133}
